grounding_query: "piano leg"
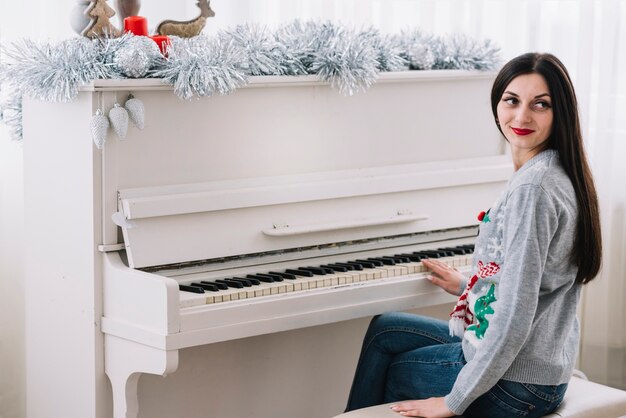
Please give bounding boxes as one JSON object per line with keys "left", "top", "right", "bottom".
{"left": 105, "top": 334, "right": 179, "bottom": 418}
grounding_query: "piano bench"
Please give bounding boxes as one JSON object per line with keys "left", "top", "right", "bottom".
{"left": 332, "top": 375, "right": 626, "bottom": 418}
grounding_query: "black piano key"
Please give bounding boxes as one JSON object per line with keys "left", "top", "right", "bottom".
{"left": 201, "top": 280, "right": 228, "bottom": 290}
{"left": 377, "top": 257, "right": 398, "bottom": 265}
{"left": 247, "top": 274, "right": 275, "bottom": 283}
{"left": 225, "top": 278, "right": 252, "bottom": 287}
{"left": 438, "top": 247, "right": 467, "bottom": 255}
{"left": 386, "top": 256, "right": 410, "bottom": 263}
{"left": 321, "top": 264, "right": 348, "bottom": 272}
{"left": 352, "top": 260, "right": 377, "bottom": 268}
{"left": 413, "top": 250, "right": 442, "bottom": 258}
{"left": 394, "top": 253, "right": 425, "bottom": 262}
{"left": 233, "top": 276, "right": 260, "bottom": 285}
{"left": 215, "top": 279, "right": 244, "bottom": 289}
{"left": 257, "top": 273, "right": 284, "bottom": 282}
{"left": 191, "top": 282, "right": 220, "bottom": 292}
{"left": 285, "top": 269, "right": 314, "bottom": 277}
{"left": 298, "top": 267, "right": 327, "bottom": 275}
{"left": 269, "top": 271, "right": 297, "bottom": 280}
{"left": 321, "top": 267, "right": 335, "bottom": 274}
{"left": 180, "top": 284, "right": 204, "bottom": 294}
{"left": 358, "top": 258, "right": 383, "bottom": 267}
{"left": 457, "top": 244, "right": 474, "bottom": 253}
{"left": 343, "top": 262, "right": 365, "bottom": 270}
{"left": 332, "top": 263, "right": 358, "bottom": 271}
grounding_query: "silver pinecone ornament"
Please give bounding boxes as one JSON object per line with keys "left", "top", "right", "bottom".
{"left": 91, "top": 109, "right": 109, "bottom": 149}
{"left": 124, "top": 94, "right": 145, "bottom": 130}
{"left": 109, "top": 102, "right": 129, "bottom": 139}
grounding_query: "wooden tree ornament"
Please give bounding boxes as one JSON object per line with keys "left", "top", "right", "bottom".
{"left": 82, "top": 0, "right": 121, "bottom": 38}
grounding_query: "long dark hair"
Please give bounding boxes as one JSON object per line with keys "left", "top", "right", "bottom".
{"left": 491, "top": 53, "right": 602, "bottom": 284}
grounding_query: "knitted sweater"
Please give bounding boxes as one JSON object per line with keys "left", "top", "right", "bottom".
{"left": 444, "top": 149, "right": 582, "bottom": 414}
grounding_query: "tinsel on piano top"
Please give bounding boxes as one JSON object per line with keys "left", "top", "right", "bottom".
{"left": 0, "top": 20, "right": 501, "bottom": 141}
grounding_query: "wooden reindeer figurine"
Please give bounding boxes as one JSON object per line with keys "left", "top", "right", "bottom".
{"left": 155, "top": 0, "right": 215, "bottom": 38}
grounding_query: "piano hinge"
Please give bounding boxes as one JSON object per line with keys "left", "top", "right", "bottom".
{"left": 98, "top": 243, "right": 126, "bottom": 252}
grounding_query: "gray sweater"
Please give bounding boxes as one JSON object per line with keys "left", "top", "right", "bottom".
{"left": 445, "top": 149, "right": 582, "bottom": 414}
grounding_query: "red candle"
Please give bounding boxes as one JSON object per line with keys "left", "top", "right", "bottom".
{"left": 150, "top": 35, "right": 171, "bottom": 55}
{"left": 124, "top": 16, "right": 149, "bottom": 36}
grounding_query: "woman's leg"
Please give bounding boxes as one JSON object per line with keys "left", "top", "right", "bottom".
{"left": 383, "top": 341, "right": 465, "bottom": 403}
{"left": 345, "top": 312, "right": 460, "bottom": 411}
{"left": 463, "top": 380, "right": 568, "bottom": 418}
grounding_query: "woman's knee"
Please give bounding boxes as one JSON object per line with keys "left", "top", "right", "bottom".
{"left": 367, "top": 312, "right": 412, "bottom": 335}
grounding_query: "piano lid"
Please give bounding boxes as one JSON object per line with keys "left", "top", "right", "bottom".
{"left": 100, "top": 71, "right": 511, "bottom": 269}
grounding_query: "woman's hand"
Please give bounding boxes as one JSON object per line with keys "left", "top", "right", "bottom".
{"left": 390, "top": 397, "right": 455, "bottom": 417}
{"left": 422, "top": 258, "right": 464, "bottom": 296}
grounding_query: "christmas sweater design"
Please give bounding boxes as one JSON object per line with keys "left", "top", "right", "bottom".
{"left": 449, "top": 196, "right": 506, "bottom": 347}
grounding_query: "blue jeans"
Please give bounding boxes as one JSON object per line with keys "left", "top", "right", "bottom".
{"left": 345, "top": 312, "right": 567, "bottom": 417}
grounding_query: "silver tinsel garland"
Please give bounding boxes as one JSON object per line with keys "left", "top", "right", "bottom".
{"left": 0, "top": 20, "right": 501, "bottom": 141}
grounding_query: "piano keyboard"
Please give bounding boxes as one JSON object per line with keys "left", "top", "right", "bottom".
{"left": 179, "top": 245, "right": 474, "bottom": 308}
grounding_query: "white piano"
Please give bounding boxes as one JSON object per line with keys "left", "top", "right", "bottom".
{"left": 22, "top": 71, "right": 511, "bottom": 418}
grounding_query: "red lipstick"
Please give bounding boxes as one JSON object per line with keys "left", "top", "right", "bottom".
{"left": 512, "top": 127, "right": 535, "bottom": 136}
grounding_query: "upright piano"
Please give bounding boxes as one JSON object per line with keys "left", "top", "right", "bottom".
{"left": 22, "top": 70, "right": 511, "bottom": 418}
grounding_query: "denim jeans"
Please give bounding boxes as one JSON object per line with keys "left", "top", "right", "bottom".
{"left": 345, "top": 312, "right": 567, "bottom": 417}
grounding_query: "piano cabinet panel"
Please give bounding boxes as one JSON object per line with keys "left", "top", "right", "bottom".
{"left": 103, "top": 252, "right": 180, "bottom": 339}
{"left": 104, "top": 72, "right": 503, "bottom": 190}
{"left": 138, "top": 304, "right": 454, "bottom": 418}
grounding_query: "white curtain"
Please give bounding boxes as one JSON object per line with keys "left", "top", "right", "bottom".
{"left": 1, "top": 1, "right": 624, "bottom": 417}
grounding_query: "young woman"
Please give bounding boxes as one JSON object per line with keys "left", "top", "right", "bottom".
{"left": 344, "top": 52, "right": 602, "bottom": 418}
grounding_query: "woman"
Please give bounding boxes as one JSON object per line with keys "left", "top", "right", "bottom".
{"left": 344, "top": 52, "right": 602, "bottom": 418}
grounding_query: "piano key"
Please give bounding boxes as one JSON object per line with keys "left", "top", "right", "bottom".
{"left": 233, "top": 276, "right": 260, "bottom": 285}
{"left": 321, "top": 264, "right": 348, "bottom": 272}
{"left": 351, "top": 260, "right": 376, "bottom": 268}
{"left": 201, "top": 280, "right": 229, "bottom": 290}
{"left": 456, "top": 244, "right": 475, "bottom": 253}
{"left": 298, "top": 267, "right": 327, "bottom": 275}
{"left": 248, "top": 275, "right": 292, "bottom": 295}
{"left": 334, "top": 262, "right": 360, "bottom": 271}
{"left": 180, "top": 284, "right": 204, "bottom": 294}
{"left": 215, "top": 279, "right": 244, "bottom": 289}
{"left": 225, "top": 278, "right": 252, "bottom": 287}
{"left": 368, "top": 257, "right": 395, "bottom": 266}
{"left": 389, "top": 256, "right": 411, "bottom": 263}
{"left": 413, "top": 250, "right": 443, "bottom": 258}
{"left": 268, "top": 271, "right": 297, "bottom": 280}
{"left": 191, "top": 282, "right": 220, "bottom": 292}
{"left": 394, "top": 253, "right": 425, "bottom": 262}
{"left": 285, "top": 269, "right": 314, "bottom": 277}
{"left": 247, "top": 274, "right": 275, "bottom": 283}
{"left": 438, "top": 247, "right": 467, "bottom": 255}
{"left": 257, "top": 273, "right": 284, "bottom": 282}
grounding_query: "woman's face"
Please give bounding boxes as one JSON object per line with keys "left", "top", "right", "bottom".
{"left": 496, "top": 73, "right": 554, "bottom": 166}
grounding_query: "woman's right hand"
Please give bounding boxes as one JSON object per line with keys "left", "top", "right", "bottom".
{"left": 422, "top": 259, "right": 465, "bottom": 296}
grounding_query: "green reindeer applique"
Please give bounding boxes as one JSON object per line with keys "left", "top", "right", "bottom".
{"left": 467, "top": 283, "right": 497, "bottom": 339}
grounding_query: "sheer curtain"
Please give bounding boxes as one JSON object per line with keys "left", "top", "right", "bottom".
{"left": 1, "top": 1, "right": 624, "bottom": 417}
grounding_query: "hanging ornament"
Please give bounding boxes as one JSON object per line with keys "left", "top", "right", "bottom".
{"left": 113, "top": 35, "right": 161, "bottom": 78}
{"left": 109, "top": 102, "right": 129, "bottom": 139}
{"left": 91, "top": 108, "right": 109, "bottom": 149}
{"left": 124, "top": 94, "right": 145, "bottom": 129}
